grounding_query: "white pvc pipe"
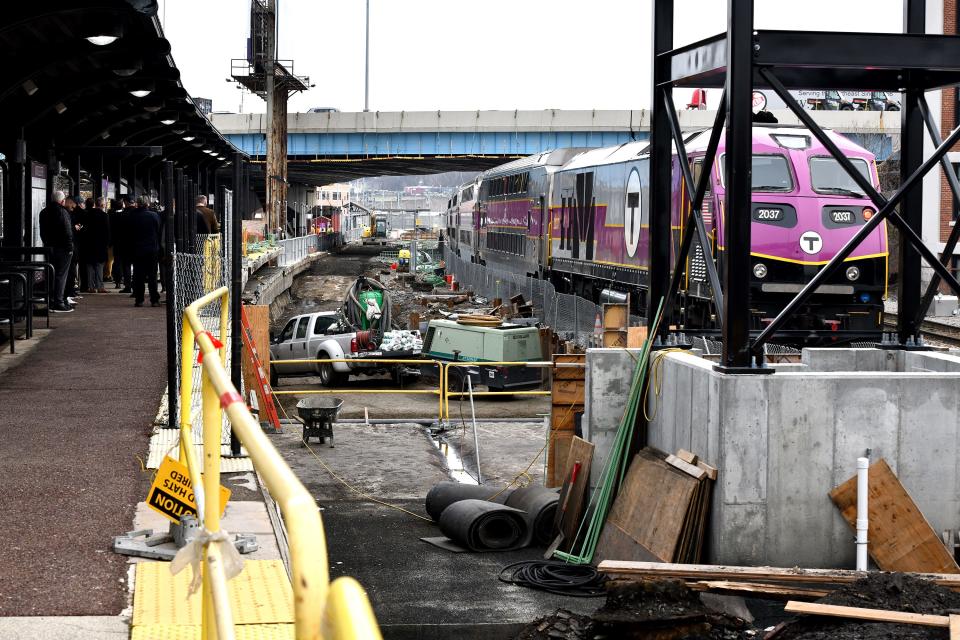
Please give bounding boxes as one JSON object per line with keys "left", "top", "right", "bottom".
{"left": 856, "top": 457, "right": 870, "bottom": 571}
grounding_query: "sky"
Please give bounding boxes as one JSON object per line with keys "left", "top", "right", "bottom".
{"left": 157, "top": 0, "right": 905, "bottom": 115}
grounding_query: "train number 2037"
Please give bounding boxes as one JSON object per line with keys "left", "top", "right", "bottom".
{"left": 755, "top": 208, "right": 784, "bottom": 221}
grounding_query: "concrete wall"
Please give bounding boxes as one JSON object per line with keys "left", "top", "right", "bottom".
{"left": 583, "top": 348, "right": 644, "bottom": 490}
{"left": 594, "top": 348, "right": 960, "bottom": 568}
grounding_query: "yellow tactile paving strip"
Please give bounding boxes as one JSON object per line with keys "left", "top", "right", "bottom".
{"left": 131, "top": 624, "right": 295, "bottom": 640}
{"left": 133, "top": 559, "right": 295, "bottom": 627}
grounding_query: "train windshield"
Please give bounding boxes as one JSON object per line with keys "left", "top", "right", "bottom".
{"left": 720, "top": 154, "right": 794, "bottom": 192}
{"left": 809, "top": 156, "right": 870, "bottom": 196}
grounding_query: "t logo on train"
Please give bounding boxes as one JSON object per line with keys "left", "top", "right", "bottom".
{"left": 444, "top": 125, "right": 887, "bottom": 343}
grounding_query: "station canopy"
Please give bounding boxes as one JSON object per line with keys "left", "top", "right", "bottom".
{"left": 0, "top": 0, "right": 239, "bottom": 164}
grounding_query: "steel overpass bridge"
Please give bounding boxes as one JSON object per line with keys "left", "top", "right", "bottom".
{"left": 211, "top": 109, "right": 899, "bottom": 186}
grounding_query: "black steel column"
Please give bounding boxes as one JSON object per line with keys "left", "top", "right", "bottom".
{"left": 163, "top": 160, "right": 178, "bottom": 428}
{"left": 718, "top": 0, "right": 755, "bottom": 370}
{"left": 7, "top": 139, "right": 27, "bottom": 248}
{"left": 174, "top": 167, "right": 185, "bottom": 249}
{"left": 647, "top": 0, "right": 674, "bottom": 329}
{"left": 898, "top": 0, "right": 926, "bottom": 342}
{"left": 230, "top": 155, "right": 243, "bottom": 456}
{"left": 115, "top": 159, "right": 123, "bottom": 203}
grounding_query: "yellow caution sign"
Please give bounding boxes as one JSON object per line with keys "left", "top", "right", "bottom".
{"left": 146, "top": 456, "right": 231, "bottom": 523}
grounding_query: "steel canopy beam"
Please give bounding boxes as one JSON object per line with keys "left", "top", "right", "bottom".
{"left": 666, "top": 30, "right": 960, "bottom": 90}
{"left": 718, "top": 0, "right": 755, "bottom": 371}
{"left": 661, "top": 89, "right": 726, "bottom": 327}
{"left": 915, "top": 95, "right": 960, "bottom": 326}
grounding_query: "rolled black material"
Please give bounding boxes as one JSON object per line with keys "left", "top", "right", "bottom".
{"left": 438, "top": 499, "right": 527, "bottom": 552}
{"left": 425, "top": 481, "right": 510, "bottom": 522}
{"left": 504, "top": 485, "right": 560, "bottom": 546}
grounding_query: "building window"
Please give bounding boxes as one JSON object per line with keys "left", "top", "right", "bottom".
{"left": 953, "top": 164, "right": 960, "bottom": 221}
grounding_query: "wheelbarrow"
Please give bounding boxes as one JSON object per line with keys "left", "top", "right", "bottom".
{"left": 296, "top": 397, "right": 343, "bottom": 448}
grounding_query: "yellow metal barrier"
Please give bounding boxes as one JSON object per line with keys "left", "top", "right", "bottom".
{"left": 180, "top": 287, "right": 381, "bottom": 640}
{"left": 442, "top": 361, "right": 554, "bottom": 422}
{"left": 270, "top": 358, "right": 446, "bottom": 422}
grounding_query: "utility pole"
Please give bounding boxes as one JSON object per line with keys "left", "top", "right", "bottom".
{"left": 232, "top": 0, "right": 309, "bottom": 239}
{"left": 364, "top": 0, "right": 370, "bottom": 112}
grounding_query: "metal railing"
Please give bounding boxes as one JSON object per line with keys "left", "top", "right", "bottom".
{"left": 180, "top": 287, "right": 381, "bottom": 640}
{"left": 277, "top": 235, "right": 318, "bottom": 268}
{"left": 271, "top": 359, "right": 446, "bottom": 422}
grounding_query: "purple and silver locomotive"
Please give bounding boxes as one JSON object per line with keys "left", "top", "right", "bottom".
{"left": 467, "top": 125, "right": 887, "bottom": 338}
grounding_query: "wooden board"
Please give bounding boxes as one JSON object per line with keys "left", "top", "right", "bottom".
{"left": 594, "top": 450, "right": 700, "bottom": 563}
{"left": 689, "top": 581, "right": 830, "bottom": 600}
{"left": 597, "top": 560, "right": 960, "bottom": 589}
{"left": 552, "top": 354, "right": 585, "bottom": 380}
{"left": 951, "top": 614, "right": 960, "bottom": 640}
{"left": 784, "top": 601, "right": 950, "bottom": 627}
{"left": 602, "top": 303, "right": 628, "bottom": 329}
{"left": 602, "top": 330, "right": 628, "bottom": 348}
{"left": 549, "top": 404, "right": 583, "bottom": 432}
{"left": 546, "top": 431, "right": 573, "bottom": 488}
{"left": 829, "top": 458, "right": 960, "bottom": 574}
{"left": 553, "top": 436, "right": 594, "bottom": 552}
{"left": 627, "top": 326, "right": 648, "bottom": 348}
{"left": 552, "top": 379, "right": 585, "bottom": 405}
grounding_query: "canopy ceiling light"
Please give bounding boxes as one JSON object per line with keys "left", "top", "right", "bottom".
{"left": 129, "top": 89, "right": 152, "bottom": 98}
{"left": 160, "top": 116, "right": 177, "bottom": 125}
{"left": 191, "top": 141, "right": 204, "bottom": 147}
{"left": 181, "top": 135, "right": 195, "bottom": 141}
{"left": 54, "top": 102, "right": 67, "bottom": 114}
{"left": 112, "top": 67, "right": 139, "bottom": 77}
{"left": 22, "top": 79, "right": 38, "bottom": 96}
{"left": 86, "top": 35, "right": 118, "bottom": 46}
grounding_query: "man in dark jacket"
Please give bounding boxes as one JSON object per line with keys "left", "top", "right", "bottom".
{"left": 38, "top": 190, "right": 75, "bottom": 312}
{"left": 128, "top": 195, "right": 162, "bottom": 307}
{"left": 82, "top": 198, "right": 110, "bottom": 293}
{"left": 196, "top": 195, "right": 220, "bottom": 234}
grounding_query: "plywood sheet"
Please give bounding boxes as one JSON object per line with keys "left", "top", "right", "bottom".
{"left": 552, "top": 379, "right": 585, "bottom": 406}
{"left": 550, "top": 403, "right": 583, "bottom": 432}
{"left": 595, "top": 450, "right": 699, "bottom": 563}
{"left": 829, "top": 458, "right": 960, "bottom": 574}
{"left": 554, "top": 436, "right": 594, "bottom": 552}
{"left": 552, "top": 354, "right": 585, "bottom": 380}
{"left": 546, "top": 431, "right": 573, "bottom": 488}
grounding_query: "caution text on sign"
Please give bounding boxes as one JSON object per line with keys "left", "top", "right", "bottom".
{"left": 146, "top": 455, "right": 231, "bottom": 523}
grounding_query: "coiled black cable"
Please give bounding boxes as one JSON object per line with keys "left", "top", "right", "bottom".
{"left": 498, "top": 560, "right": 607, "bottom": 597}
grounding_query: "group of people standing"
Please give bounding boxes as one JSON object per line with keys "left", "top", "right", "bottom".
{"left": 39, "top": 191, "right": 164, "bottom": 312}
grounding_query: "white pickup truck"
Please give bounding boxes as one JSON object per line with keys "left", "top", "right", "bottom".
{"left": 269, "top": 311, "right": 421, "bottom": 387}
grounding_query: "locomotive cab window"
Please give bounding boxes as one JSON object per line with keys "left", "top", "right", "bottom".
{"left": 719, "top": 154, "right": 794, "bottom": 192}
{"left": 809, "top": 156, "right": 871, "bottom": 196}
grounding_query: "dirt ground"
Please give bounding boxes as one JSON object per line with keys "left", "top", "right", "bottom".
{"left": 271, "top": 245, "right": 552, "bottom": 421}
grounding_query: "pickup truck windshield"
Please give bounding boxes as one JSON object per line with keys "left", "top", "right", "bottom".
{"left": 809, "top": 156, "right": 870, "bottom": 196}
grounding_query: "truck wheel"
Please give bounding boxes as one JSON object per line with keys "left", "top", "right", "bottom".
{"left": 319, "top": 360, "right": 347, "bottom": 387}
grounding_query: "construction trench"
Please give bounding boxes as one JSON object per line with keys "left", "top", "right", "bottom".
{"left": 229, "top": 241, "right": 960, "bottom": 639}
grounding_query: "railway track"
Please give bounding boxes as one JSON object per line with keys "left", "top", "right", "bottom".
{"left": 883, "top": 313, "right": 960, "bottom": 347}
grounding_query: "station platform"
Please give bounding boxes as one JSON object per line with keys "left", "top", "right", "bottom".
{"left": 0, "top": 293, "right": 166, "bottom": 619}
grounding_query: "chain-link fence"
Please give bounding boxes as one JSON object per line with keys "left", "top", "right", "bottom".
{"left": 172, "top": 195, "right": 234, "bottom": 444}
{"left": 443, "top": 246, "right": 602, "bottom": 346}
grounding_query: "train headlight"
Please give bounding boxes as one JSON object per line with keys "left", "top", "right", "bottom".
{"left": 846, "top": 266, "right": 861, "bottom": 281}
{"left": 753, "top": 263, "right": 768, "bottom": 279}
{"left": 862, "top": 207, "right": 875, "bottom": 221}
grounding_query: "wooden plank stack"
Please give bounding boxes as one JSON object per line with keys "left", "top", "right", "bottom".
{"left": 829, "top": 458, "right": 960, "bottom": 574}
{"left": 601, "top": 303, "right": 628, "bottom": 348}
{"left": 546, "top": 353, "right": 585, "bottom": 487}
{"left": 594, "top": 447, "right": 716, "bottom": 564}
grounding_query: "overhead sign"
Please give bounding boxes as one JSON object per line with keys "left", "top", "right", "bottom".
{"left": 752, "top": 91, "right": 767, "bottom": 112}
{"left": 146, "top": 456, "right": 231, "bottom": 523}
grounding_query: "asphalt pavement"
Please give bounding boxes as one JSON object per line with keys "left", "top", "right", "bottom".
{"left": 0, "top": 292, "right": 166, "bottom": 615}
